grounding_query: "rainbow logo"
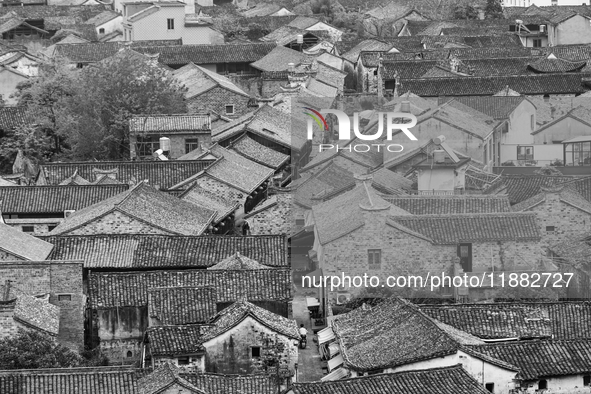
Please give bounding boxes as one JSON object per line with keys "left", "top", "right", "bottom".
{"left": 303, "top": 107, "right": 328, "bottom": 131}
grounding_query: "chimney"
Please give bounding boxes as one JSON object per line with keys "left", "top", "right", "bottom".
{"left": 288, "top": 63, "right": 295, "bottom": 73}
{"left": 401, "top": 101, "right": 411, "bottom": 113}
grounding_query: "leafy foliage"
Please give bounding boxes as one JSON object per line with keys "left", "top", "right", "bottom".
{"left": 485, "top": 0, "right": 503, "bottom": 19}
{"left": 0, "top": 124, "right": 54, "bottom": 173}
{"left": 0, "top": 330, "right": 84, "bottom": 370}
{"left": 534, "top": 165, "right": 563, "bottom": 176}
{"left": 452, "top": 4, "right": 479, "bottom": 19}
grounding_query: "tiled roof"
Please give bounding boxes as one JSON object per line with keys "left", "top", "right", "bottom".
{"left": 0, "top": 5, "right": 108, "bottom": 19}
{"left": 134, "top": 42, "right": 277, "bottom": 66}
{"left": 202, "top": 299, "right": 299, "bottom": 341}
{"left": 313, "top": 182, "right": 411, "bottom": 245}
{"left": 138, "top": 362, "right": 203, "bottom": 394}
{"left": 4, "top": 288, "right": 60, "bottom": 336}
{"left": 182, "top": 373, "right": 278, "bottom": 394}
{"left": 341, "top": 39, "right": 392, "bottom": 63}
{"left": 438, "top": 96, "right": 527, "bottom": 119}
{"left": 528, "top": 57, "right": 587, "bottom": 73}
{"left": 36, "top": 160, "right": 213, "bottom": 190}
{"left": 0, "top": 366, "right": 143, "bottom": 394}
{"left": 398, "top": 73, "right": 590, "bottom": 97}
{"left": 387, "top": 212, "right": 541, "bottom": 244}
{"left": 41, "top": 234, "right": 287, "bottom": 269}
{"left": 332, "top": 298, "right": 483, "bottom": 371}
{"left": 250, "top": 46, "right": 315, "bottom": 72}
{"left": 484, "top": 174, "right": 581, "bottom": 205}
{"left": 468, "top": 340, "right": 591, "bottom": 380}
{"left": 172, "top": 62, "right": 249, "bottom": 99}
{"left": 385, "top": 195, "right": 511, "bottom": 215}
{"left": 561, "top": 176, "right": 591, "bottom": 204}
{"left": 242, "top": 105, "right": 307, "bottom": 151}
{"left": 230, "top": 135, "right": 289, "bottom": 169}
{"left": 512, "top": 185, "right": 591, "bottom": 214}
{"left": 146, "top": 324, "right": 208, "bottom": 357}
{"left": 129, "top": 114, "right": 211, "bottom": 133}
{"left": 421, "top": 303, "right": 552, "bottom": 340}
{"left": 49, "top": 182, "right": 215, "bottom": 236}
{"left": 88, "top": 268, "right": 292, "bottom": 308}
{"left": 261, "top": 25, "right": 315, "bottom": 46}
{"left": 53, "top": 41, "right": 178, "bottom": 63}
{"left": 179, "top": 184, "right": 239, "bottom": 222}
{"left": 550, "top": 233, "right": 591, "bottom": 267}
{"left": 148, "top": 286, "right": 217, "bottom": 325}
{"left": 83, "top": 10, "right": 120, "bottom": 26}
{"left": 287, "top": 15, "right": 324, "bottom": 29}
{"left": 185, "top": 144, "right": 274, "bottom": 194}
{"left": 207, "top": 252, "right": 271, "bottom": 270}
{"left": 0, "top": 185, "right": 129, "bottom": 214}
{"left": 418, "top": 102, "right": 498, "bottom": 139}
{"left": 291, "top": 364, "right": 491, "bottom": 394}
{"left": 0, "top": 106, "right": 31, "bottom": 130}
{"left": 293, "top": 162, "right": 355, "bottom": 209}
{"left": 0, "top": 223, "right": 54, "bottom": 261}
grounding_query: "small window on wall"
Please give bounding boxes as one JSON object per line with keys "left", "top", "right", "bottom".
{"left": 485, "top": 383, "right": 494, "bottom": 392}
{"left": 530, "top": 114, "right": 534, "bottom": 130}
{"left": 368, "top": 249, "right": 381, "bottom": 270}
{"left": 58, "top": 294, "right": 72, "bottom": 301}
{"left": 584, "top": 375, "right": 591, "bottom": 386}
{"left": 48, "top": 225, "right": 57, "bottom": 232}
{"left": 99, "top": 28, "right": 105, "bottom": 34}
{"left": 225, "top": 105, "right": 235, "bottom": 115}
{"left": 167, "top": 18, "right": 174, "bottom": 30}
{"left": 22, "top": 226, "right": 34, "bottom": 233}
{"left": 177, "top": 356, "right": 190, "bottom": 365}
{"left": 538, "top": 379, "right": 548, "bottom": 390}
{"left": 251, "top": 346, "right": 261, "bottom": 358}
{"left": 185, "top": 138, "right": 199, "bottom": 153}
{"left": 546, "top": 226, "right": 555, "bottom": 233}
{"left": 517, "top": 146, "right": 534, "bottom": 161}
{"left": 533, "top": 38, "right": 542, "bottom": 47}
{"left": 126, "top": 351, "right": 133, "bottom": 358}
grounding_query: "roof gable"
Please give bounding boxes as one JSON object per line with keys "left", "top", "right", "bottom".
{"left": 172, "top": 62, "right": 249, "bottom": 99}
{"left": 0, "top": 223, "right": 54, "bottom": 261}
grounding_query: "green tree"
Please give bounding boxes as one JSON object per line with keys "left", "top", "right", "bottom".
{"left": 485, "top": 0, "right": 504, "bottom": 19}
{"left": 0, "top": 330, "right": 84, "bottom": 370}
{"left": 534, "top": 165, "right": 563, "bottom": 176}
{"left": 57, "top": 51, "right": 187, "bottom": 160}
{"left": 0, "top": 124, "right": 54, "bottom": 173}
{"left": 453, "top": 4, "right": 479, "bottom": 19}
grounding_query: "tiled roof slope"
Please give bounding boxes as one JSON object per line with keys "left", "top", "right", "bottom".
{"left": 42, "top": 234, "right": 287, "bottom": 269}
{"left": 182, "top": 144, "right": 274, "bottom": 194}
{"left": 207, "top": 252, "right": 272, "bottom": 270}
{"left": 0, "top": 366, "right": 144, "bottom": 394}
{"left": 53, "top": 40, "right": 183, "bottom": 63}
{"left": 49, "top": 182, "right": 215, "bottom": 236}
{"left": 332, "top": 298, "right": 483, "bottom": 371}
{"left": 179, "top": 185, "right": 239, "bottom": 223}
{"left": 138, "top": 362, "right": 204, "bottom": 394}
{"left": 1, "top": 286, "right": 61, "bottom": 336}
{"left": 146, "top": 325, "right": 209, "bottom": 357}
{"left": 148, "top": 286, "right": 217, "bottom": 325}
{"left": 250, "top": 46, "right": 315, "bottom": 72}
{"left": 230, "top": 135, "right": 290, "bottom": 170}
{"left": 0, "top": 106, "right": 31, "bottom": 130}
{"left": 484, "top": 174, "right": 581, "bottom": 205}
{"left": 387, "top": 213, "right": 541, "bottom": 244}
{"left": 134, "top": 42, "right": 277, "bottom": 66}
{"left": 36, "top": 160, "right": 213, "bottom": 190}
{"left": 129, "top": 114, "right": 211, "bottom": 133}
{"left": 421, "top": 303, "right": 552, "bottom": 340}
{"left": 468, "top": 340, "right": 591, "bottom": 380}
{"left": 398, "top": 73, "right": 589, "bottom": 96}
{"left": 181, "top": 373, "right": 278, "bottom": 394}
{"left": 291, "top": 365, "right": 491, "bottom": 394}
{"left": 559, "top": 176, "right": 591, "bottom": 203}
{"left": 88, "top": 268, "right": 292, "bottom": 308}
{"left": 292, "top": 162, "right": 355, "bottom": 208}
{"left": 202, "top": 299, "right": 299, "bottom": 341}
{"left": 385, "top": 195, "right": 512, "bottom": 215}
{"left": 172, "top": 63, "right": 249, "bottom": 99}
{"left": 0, "top": 223, "right": 54, "bottom": 261}
{"left": 512, "top": 185, "right": 591, "bottom": 214}
{"left": 0, "top": 5, "right": 109, "bottom": 20}
{"left": 0, "top": 185, "right": 129, "bottom": 214}
{"left": 438, "top": 96, "right": 527, "bottom": 119}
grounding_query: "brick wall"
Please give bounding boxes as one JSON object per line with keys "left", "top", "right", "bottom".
{"left": 248, "top": 192, "right": 292, "bottom": 236}
{"left": 94, "top": 306, "right": 147, "bottom": 364}
{"left": 227, "top": 75, "right": 263, "bottom": 97}
{"left": 196, "top": 176, "right": 246, "bottom": 207}
{"left": 187, "top": 87, "right": 251, "bottom": 118}
{"left": 100, "top": 338, "right": 143, "bottom": 364}
{"left": 320, "top": 210, "right": 542, "bottom": 300}
{"left": 0, "top": 262, "right": 84, "bottom": 350}
{"left": 523, "top": 192, "right": 591, "bottom": 248}
{"left": 203, "top": 316, "right": 297, "bottom": 375}
{"left": 0, "top": 303, "right": 17, "bottom": 339}
{"left": 0, "top": 250, "right": 22, "bottom": 261}
{"left": 262, "top": 79, "right": 288, "bottom": 97}
{"left": 66, "top": 211, "right": 174, "bottom": 236}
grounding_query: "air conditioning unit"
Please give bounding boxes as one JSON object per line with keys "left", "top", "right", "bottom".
{"left": 64, "top": 210, "right": 75, "bottom": 218}
{"left": 433, "top": 149, "right": 446, "bottom": 164}
{"left": 336, "top": 292, "right": 351, "bottom": 305}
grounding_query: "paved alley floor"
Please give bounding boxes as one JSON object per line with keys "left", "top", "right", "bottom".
{"left": 292, "top": 292, "right": 326, "bottom": 382}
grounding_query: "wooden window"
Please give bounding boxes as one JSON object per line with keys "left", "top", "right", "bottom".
{"left": 177, "top": 356, "right": 190, "bottom": 365}
{"left": 136, "top": 135, "right": 159, "bottom": 157}
{"left": 185, "top": 138, "right": 199, "bottom": 153}
{"left": 517, "top": 146, "right": 534, "bottom": 161}
{"left": 533, "top": 38, "right": 542, "bottom": 47}
{"left": 99, "top": 28, "right": 105, "bottom": 34}
{"left": 167, "top": 18, "right": 174, "bottom": 30}
{"left": 546, "top": 226, "right": 555, "bottom": 232}
{"left": 126, "top": 351, "right": 133, "bottom": 358}
{"left": 76, "top": 63, "right": 84, "bottom": 69}
{"left": 584, "top": 375, "right": 591, "bottom": 386}
{"left": 457, "top": 243, "right": 472, "bottom": 272}
{"left": 251, "top": 346, "right": 261, "bottom": 358}
{"left": 538, "top": 379, "right": 547, "bottom": 390}
{"left": 368, "top": 249, "right": 381, "bottom": 270}
{"left": 485, "top": 383, "right": 494, "bottom": 392}
{"left": 22, "top": 226, "right": 34, "bottom": 233}
{"left": 58, "top": 294, "right": 72, "bottom": 301}
{"left": 225, "top": 105, "right": 235, "bottom": 115}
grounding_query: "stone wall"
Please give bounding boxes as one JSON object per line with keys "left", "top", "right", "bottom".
{"left": 94, "top": 306, "right": 147, "bottom": 364}
{"left": 0, "top": 250, "right": 22, "bottom": 261}
{"left": 66, "top": 211, "right": 173, "bottom": 236}
{"left": 0, "top": 303, "right": 17, "bottom": 339}
{"left": 187, "top": 87, "right": 251, "bottom": 118}
{"left": 247, "top": 192, "right": 292, "bottom": 236}
{"left": 0, "top": 261, "right": 84, "bottom": 350}
{"left": 203, "top": 316, "right": 297, "bottom": 375}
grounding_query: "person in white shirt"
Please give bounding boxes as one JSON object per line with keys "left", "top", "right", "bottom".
{"left": 299, "top": 324, "right": 308, "bottom": 339}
